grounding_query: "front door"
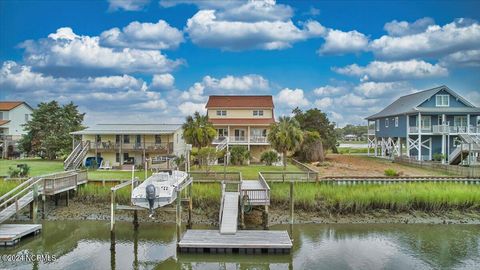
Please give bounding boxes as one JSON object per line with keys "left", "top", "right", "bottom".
{"left": 234, "top": 129, "right": 246, "bottom": 142}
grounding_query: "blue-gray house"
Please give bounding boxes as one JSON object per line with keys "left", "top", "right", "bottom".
{"left": 366, "top": 85, "right": 480, "bottom": 164}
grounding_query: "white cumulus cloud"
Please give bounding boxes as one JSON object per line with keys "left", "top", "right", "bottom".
{"left": 333, "top": 60, "right": 448, "bottom": 81}
{"left": 318, "top": 29, "right": 369, "bottom": 55}
{"left": 100, "top": 20, "right": 184, "bottom": 50}
{"left": 275, "top": 88, "right": 309, "bottom": 108}
{"left": 19, "top": 27, "right": 184, "bottom": 76}
{"left": 151, "top": 73, "right": 175, "bottom": 89}
{"left": 178, "top": 102, "right": 206, "bottom": 116}
{"left": 313, "top": 85, "right": 347, "bottom": 96}
{"left": 383, "top": 17, "right": 435, "bottom": 37}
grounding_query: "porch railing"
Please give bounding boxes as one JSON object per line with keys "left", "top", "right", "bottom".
{"left": 409, "top": 125, "right": 477, "bottom": 134}
{"left": 90, "top": 142, "right": 173, "bottom": 152}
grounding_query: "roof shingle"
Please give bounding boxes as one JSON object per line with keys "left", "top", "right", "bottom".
{"left": 0, "top": 101, "right": 27, "bottom": 111}
{"left": 206, "top": 96, "right": 274, "bottom": 108}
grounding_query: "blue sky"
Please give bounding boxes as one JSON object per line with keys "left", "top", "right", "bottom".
{"left": 1, "top": 0, "right": 479, "bottom": 126}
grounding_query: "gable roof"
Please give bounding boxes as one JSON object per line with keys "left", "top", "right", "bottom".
{"left": 366, "top": 85, "right": 480, "bottom": 120}
{"left": 206, "top": 95, "right": 274, "bottom": 108}
{"left": 70, "top": 123, "right": 182, "bottom": 135}
{"left": 0, "top": 101, "right": 33, "bottom": 111}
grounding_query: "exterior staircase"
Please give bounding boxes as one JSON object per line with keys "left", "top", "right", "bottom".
{"left": 449, "top": 134, "right": 480, "bottom": 165}
{"left": 216, "top": 137, "right": 229, "bottom": 152}
{"left": 64, "top": 141, "right": 90, "bottom": 170}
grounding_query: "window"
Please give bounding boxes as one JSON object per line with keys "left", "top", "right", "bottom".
{"left": 253, "top": 110, "right": 264, "bottom": 116}
{"left": 436, "top": 94, "right": 450, "bottom": 107}
{"left": 25, "top": 114, "right": 29, "bottom": 122}
{"left": 376, "top": 120, "right": 380, "bottom": 131}
{"left": 421, "top": 116, "right": 431, "bottom": 128}
{"left": 385, "top": 118, "right": 389, "bottom": 128}
{"left": 155, "top": 135, "right": 162, "bottom": 144}
{"left": 116, "top": 153, "right": 120, "bottom": 163}
{"left": 217, "top": 128, "right": 228, "bottom": 137}
{"left": 395, "top": 117, "right": 399, "bottom": 127}
{"left": 136, "top": 135, "right": 141, "bottom": 145}
{"left": 123, "top": 135, "right": 130, "bottom": 144}
{"left": 96, "top": 135, "right": 101, "bottom": 143}
{"left": 216, "top": 110, "right": 227, "bottom": 116}
{"left": 0, "top": 112, "right": 3, "bottom": 120}
{"left": 454, "top": 116, "right": 467, "bottom": 127}
{"left": 477, "top": 116, "right": 480, "bottom": 126}
{"left": 116, "top": 135, "right": 121, "bottom": 144}
{"left": 438, "top": 115, "right": 443, "bottom": 125}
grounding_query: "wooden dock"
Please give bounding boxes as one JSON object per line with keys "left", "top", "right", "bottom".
{"left": 178, "top": 230, "right": 292, "bottom": 254}
{"left": 0, "top": 224, "right": 42, "bottom": 246}
{"left": 219, "top": 192, "right": 239, "bottom": 234}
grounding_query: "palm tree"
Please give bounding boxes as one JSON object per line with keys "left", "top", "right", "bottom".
{"left": 182, "top": 112, "right": 217, "bottom": 149}
{"left": 267, "top": 116, "right": 304, "bottom": 171}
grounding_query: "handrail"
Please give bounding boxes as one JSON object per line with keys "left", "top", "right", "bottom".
{"left": 258, "top": 172, "right": 271, "bottom": 191}
{"left": 64, "top": 141, "right": 82, "bottom": 168}
{"left": 111, "top": 178, "right": 138, "bottom": 192}
{"left": 219, "top": 181, "right": 226, "bottom": 225}
{"left": 0, "top": 178, "right": 44, "bottom": 210}
{"left": 0, "top": 177, "right": 36, "bottom": 203}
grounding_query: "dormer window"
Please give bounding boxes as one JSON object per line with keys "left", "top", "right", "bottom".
{"left": 216, "top": 110, "right": 227, "bottom": 116}
{"left": 436, "top": 95, "right": 449, "bottom": 107}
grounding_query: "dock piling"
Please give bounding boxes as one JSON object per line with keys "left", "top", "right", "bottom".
{"left": 289, "top": 181, "right": 294, "bottom": 241}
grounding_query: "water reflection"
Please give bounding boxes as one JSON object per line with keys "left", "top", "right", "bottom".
{"left": 0, "top": 221, "right": 478, "bottom": 270}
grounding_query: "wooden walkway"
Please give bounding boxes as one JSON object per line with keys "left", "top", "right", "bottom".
{"left": 219, "top": 192, "right": 239, "bottom": 234}
{"left": 0, "top": 224, "right": 42, "bottom": 246}
{"left": 0, "top": 191, "right": 34, "bottom": 224}
{"left": 241, "top": 179, "right": 270, "bottom": 206}
{"left": 178, "top": 230, "right": 292, "bottom": 254}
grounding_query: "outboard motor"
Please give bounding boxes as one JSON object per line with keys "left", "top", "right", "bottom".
{"left": 145, "top": 184, "right": 156, "bottom": 218}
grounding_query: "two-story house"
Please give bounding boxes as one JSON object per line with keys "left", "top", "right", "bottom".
{"left": 366, "top": 85, "right": 480, "bottom": 164}
{"left": 206, "top": 95, "right": 275, "bottom": 163}
{"left": 66, "top": 124, "right": 187, "bottom": 170}
{"left": 0, "top": 101, "right": 33, "bottom": 158}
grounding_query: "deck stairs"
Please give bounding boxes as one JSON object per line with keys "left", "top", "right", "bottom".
{"left": 216, "top": 137, "right": 228, "bottom": 152}
{"left": 64, "top": 141, "right": 90, "bottom": 170}
{"left": 449, "top": 134, "right": 480, "bottom": 165}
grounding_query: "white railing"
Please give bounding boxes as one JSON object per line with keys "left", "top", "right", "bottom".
{"left": 410, "top": 125, "right": 477, "bottom": 134}
{"left": 249, "top": 136, "right": 268, "bottom": 143}
{"left": 229, "top": 136, "right": 247, "bottom": 143}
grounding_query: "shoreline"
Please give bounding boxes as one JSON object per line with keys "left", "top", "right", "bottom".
{"left": 37, "top": 199, "right": 480, "bottom": 226}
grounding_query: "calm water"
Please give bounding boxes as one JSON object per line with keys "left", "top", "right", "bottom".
{"left": 1, "top": 221, "right": 479, "bottom": 270}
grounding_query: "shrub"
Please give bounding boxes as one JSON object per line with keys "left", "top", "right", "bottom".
{"left": 433, "top": 153, "right": 445, "bottom": 162}
{"left": 8, "top": 164, "right": 30, "bottom": 178}
{"left": 196, "top": 147, "right": 218, "bottom": 171}
{"left": 384, "top": 168, "right": 399, "bottom": 177}
{"left": 260, "top": 150, "right": 279, "bottom": 166}
{"left": 229, "top": 146, "right": 250, "bottom": 165}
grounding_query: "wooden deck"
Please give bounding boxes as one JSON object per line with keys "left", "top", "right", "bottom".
{"left": 0, "top": 224, "right": 42, "bottom": 246}
{"left": 178, "top": 229, "right": 292, "bottom": 254}
{"left": 241, "top": 180, "right": 270, "bottom": 206}
{"left": 219, "top": 192, "right": 239, "bottom": 234}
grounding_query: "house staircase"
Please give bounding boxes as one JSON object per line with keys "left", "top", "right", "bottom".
{"left": 64, "top": 141, "right": 90, "bottom": 170}
{"left": 216, "top": 137, "right": 229, "bottom": 152}
{"left": 449, "top": 134, "right": 480, "bottom": 165}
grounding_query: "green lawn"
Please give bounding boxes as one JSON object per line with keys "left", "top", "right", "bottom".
{"left": 205, "top": 163, "right": 302, "bottom": 179}
{"left": 0, "top": 159, "right": 64, "bottom": 177}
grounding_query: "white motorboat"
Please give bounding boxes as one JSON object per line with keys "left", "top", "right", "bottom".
{"left": 131, "top": 170, "right": 190, "bottom": 215}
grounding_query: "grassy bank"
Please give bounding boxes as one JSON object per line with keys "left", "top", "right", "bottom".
{"left": 0, "top": 180, "right": 21, "bottom": 196}
{"left": 75, "top": 182, "right": 480, "bottom": 214}
{"left": 0, "top": 159, "right": 64, "bottom": 177}
{"left": 87, "top": 170, "right": 153, "bottom": 181}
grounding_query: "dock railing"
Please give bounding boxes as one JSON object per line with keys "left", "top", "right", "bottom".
{"left": 240, "top": 173, "right": 270, "bottom": 206}
{"left": 259, "top": 171, "right": 318, "bottom": 182}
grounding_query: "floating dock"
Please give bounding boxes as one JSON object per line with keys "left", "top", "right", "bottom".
{"left": 178, "top": 229, "right": 292, "bottom": 254}
{"left": 0, "top": 224, "right": 42, "bottom": 246}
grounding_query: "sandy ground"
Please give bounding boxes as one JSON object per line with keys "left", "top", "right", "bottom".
{"left": 36, "top": 199, "right": 480, "bottom": 226}
{"left": 312, "top": 154, "right": 449, "bottom": 177}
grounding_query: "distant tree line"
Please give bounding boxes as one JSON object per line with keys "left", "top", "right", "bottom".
{"left": 335, "top": 124, "right": 368, "bottom": 140}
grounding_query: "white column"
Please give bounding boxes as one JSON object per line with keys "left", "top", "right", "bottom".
{"left": 398, "top": 137, "right": 401, "bottom": 157}
{"left": 429, "top": 139, "right": 432, "bottom": 160}
{"left": 374, "top": 138, "right": 378, "bottom": 156}
{"left": 467, "top": 114, "right": 471, "bottom": 134}
{"left": 441, "top": 114, "right": 446, "bottom": 164}
{"left": 406, "top": 115, "right": 410, "bottom": 157}
{"left": 418, "top": 112, "right": 422, "bottom": 160}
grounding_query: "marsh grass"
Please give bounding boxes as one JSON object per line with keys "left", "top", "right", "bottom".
{"left": 270, "top": 182, "right": 480, "bottom": 213}
{"left": 0, "top": 180, "right": 21, "bottom": 197}
{"left": 70, "top": 182, "right": 480, "bottom": 214}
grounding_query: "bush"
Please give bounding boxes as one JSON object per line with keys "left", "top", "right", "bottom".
{"left": 229, "top": 146, "right": 250, "bottom": 165}
{"left": 196, "top": 147, "right": 218, "bottom": 171}
{"left": 384, "top": 168, "right": 399, "bottom": 177}
{"left": 8, "top": 164, "right": 30, "bottom": 178}
{"left": 260, "top": 150, "right": 279, "bottom": 166}
{"left": 433, "top": 153, "right": 445, "bottom": 162}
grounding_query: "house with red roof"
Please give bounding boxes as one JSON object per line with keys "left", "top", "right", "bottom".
{"left": 206, "top": 95, "right": 275, "bottom": 163}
